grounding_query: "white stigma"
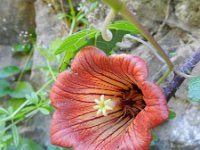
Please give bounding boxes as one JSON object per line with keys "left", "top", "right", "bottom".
{"left": 93, "top": 95, "right": 115, "bottom": 116}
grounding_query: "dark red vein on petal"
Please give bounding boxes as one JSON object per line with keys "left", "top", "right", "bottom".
{"left": 63, "top": 111, "right": 124, "bottom": 136}
{"left": 56, "top": 79, "right": 120, "bottom": 93}
{"left": 119, "top": 57, "right": 138, "bottom": 84}
{"left": 59, "top": 72, "right": 121, "bottom": 91}
{"left": 55, "top": 109, "right": 123, "bottom": 130}
{"left": 110, "top": 56, "right": 135, "bottom": 85}
{"left": 53, "top": 85, "right": 122, "bottom": 97}
{"left": 87, "top": 52, "right": 132, "bottom": 88}
{"left": 94, "top": 117, "right": 132, "bottom": 149}
{"left": 102, "top": 118, "right": 134, "bottom": 150}
{"left": 83, "top": 52, "right": 129, "bottom": 88}
{"left": 89, "top": 116, "right": 130, "bottom": 146}
{"left": 52, "top": 90, "right": 95, "bottom": 103}
{"left": 121, "top": 57, "right": 139, "bottom": 86}
{"left": 78, "top": 54, "right": 128, "bottom": 90}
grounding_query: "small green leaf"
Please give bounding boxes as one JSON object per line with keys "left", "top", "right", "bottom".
{"left": 12, "top": 43, "right": 32, "bottom": 53}
{"left": 39, "top": 107, "right": 50, "bottom": 115}
{"left": 94, "top": 29, "right": 130, "bottom": 54}
{"left": 57, "top": 12, "right": 67, "bottom": 20}
{"left": 37, "top": 38, "right": 63, "bottom": 61}
{"left": 168, "top": 110, "right": 176, "bottom": 120}
{"left": 11, "top": 124, "right": 20, "bottom": 147}
{"left": 9, "top": 82, "right": 34, "bottom": 98}
{"left": 0, "top": 66, "right": 20, "bottom": 78}
{"left": 37, "top": 46, "right": 55, "bottom": 60}
{"left": 151, "top": 130, "right": 158, "bottom": 142}
{"left": 50, "top": 38, "right": 63, "bottom": 51}
{"left": 188, "top": 76, "right": 200, "bottom": 102}
{"left": 8, "top": 98, "right": 26, "bottom": 111}
{"left": 0, "top": 79, "right": 11, "bottom": 97}
{"left": 0, "top": 107, "right": 8, "bottom": 115}
{"left": 2, "top": 134, "right": 12, "bottom": 142}
{"left": 108, "top": 21, "right": 140, "bottom": 34}
{"left": 25, "top": 92, "right": 39, "bottom": 105}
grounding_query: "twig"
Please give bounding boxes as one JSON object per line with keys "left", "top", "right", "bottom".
{"left": 163, "top": 47, "right": 200, "bottom": 101}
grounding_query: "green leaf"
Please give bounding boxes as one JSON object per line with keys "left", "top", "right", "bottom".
{"left": 0, "top": 66, "right": 20, "bottom": 78}
{"left": 37, "top": 46, "right": 55, "bottom": 60}
{"left": 55, "top": 28, "right": 100, "bottom": 54}
{"left": 188, "top": 76, "right": 200, "bottom": 102}
{"left": 50, "top": 38, "right": 63, "bottom": 51}
{"left": 9, "top": 82, "right": 34, "bottom": 98}
{"left": 108, "top": 21, "right": 140, "bottom": 34}
{"left": 168, "top": 110, "right": 176, "bottom": 120}
{"left": 11, "top": 124, "right": 20, "bottom": 147}
{"left": 151, "top": 130, "right": 158, "bottom": 142}
{"left": 39, "top": 107, "right": 50, "bottom": 115}
{"left": 37, "top": 38, "right": 63, "bottom": 61}
{"left": 12, "top": 43, "right": 32, "bottom": 53}
{"left": 57, "top": 12, "right": 67, "bottom": 20}
{"left": 94, "top": 29, "right": 130, "bottom": 54}
{"left": 0, "top": 79, "right": 11, "bottom": 97}
{"left": 8, "top": 98, "right": 26, "bottom": 111}
{"left": 25, "top": 92, "right": 39, "bottom": 105}
{"left": 0, "top": 107, "right": 8, "bottom": 115}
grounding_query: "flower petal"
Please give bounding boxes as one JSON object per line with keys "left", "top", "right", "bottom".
{"left": 110, "top": 54, "right": 148, "bottom": 85}
{"left": 139, "top": 81, "right": 169, "bottom": 128}
{"left": 71, "top": 47, "right": 130, "bottom": 90}
{"left": 51, "top": 109, "right": 133, "bottom": 149}
{"left": 118, "top": 121, "right": 152, "bottom": 150}
{"left": 51, "top": 109, "right": 152, "bottom": 150}
{"left": 50, "top": 70, "right": 122, "bottom": 109}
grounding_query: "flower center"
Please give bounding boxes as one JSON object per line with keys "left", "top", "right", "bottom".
{"left": 93, "top": 85, "right": 145, "bottom": 118}
{"left": 93, "top": 95, "right": 115, "bottom": 116}
{"left": 120, "top": 85, "right": 146, "bottom": 118}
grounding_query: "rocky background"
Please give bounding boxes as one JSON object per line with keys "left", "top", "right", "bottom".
{"left": 0, "top": 0, "right": 200, "bottom": 149}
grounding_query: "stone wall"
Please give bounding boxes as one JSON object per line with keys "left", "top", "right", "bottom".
{"left": 0, "top": 0, "right": 35, "bottom": 45}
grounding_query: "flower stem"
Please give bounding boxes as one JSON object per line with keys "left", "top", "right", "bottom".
{"left": 47, "top": 60, "right": 56, "bottom": 81}
{"left": 102, "top": 0, "right": 174, "bottom": 84}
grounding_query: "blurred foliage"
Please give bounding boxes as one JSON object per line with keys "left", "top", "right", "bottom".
{"left": 0, "top": 66, "right": 20, "bottom": 79}
{"left": 168, "top": 110, "right": 176, "bottom": 120}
